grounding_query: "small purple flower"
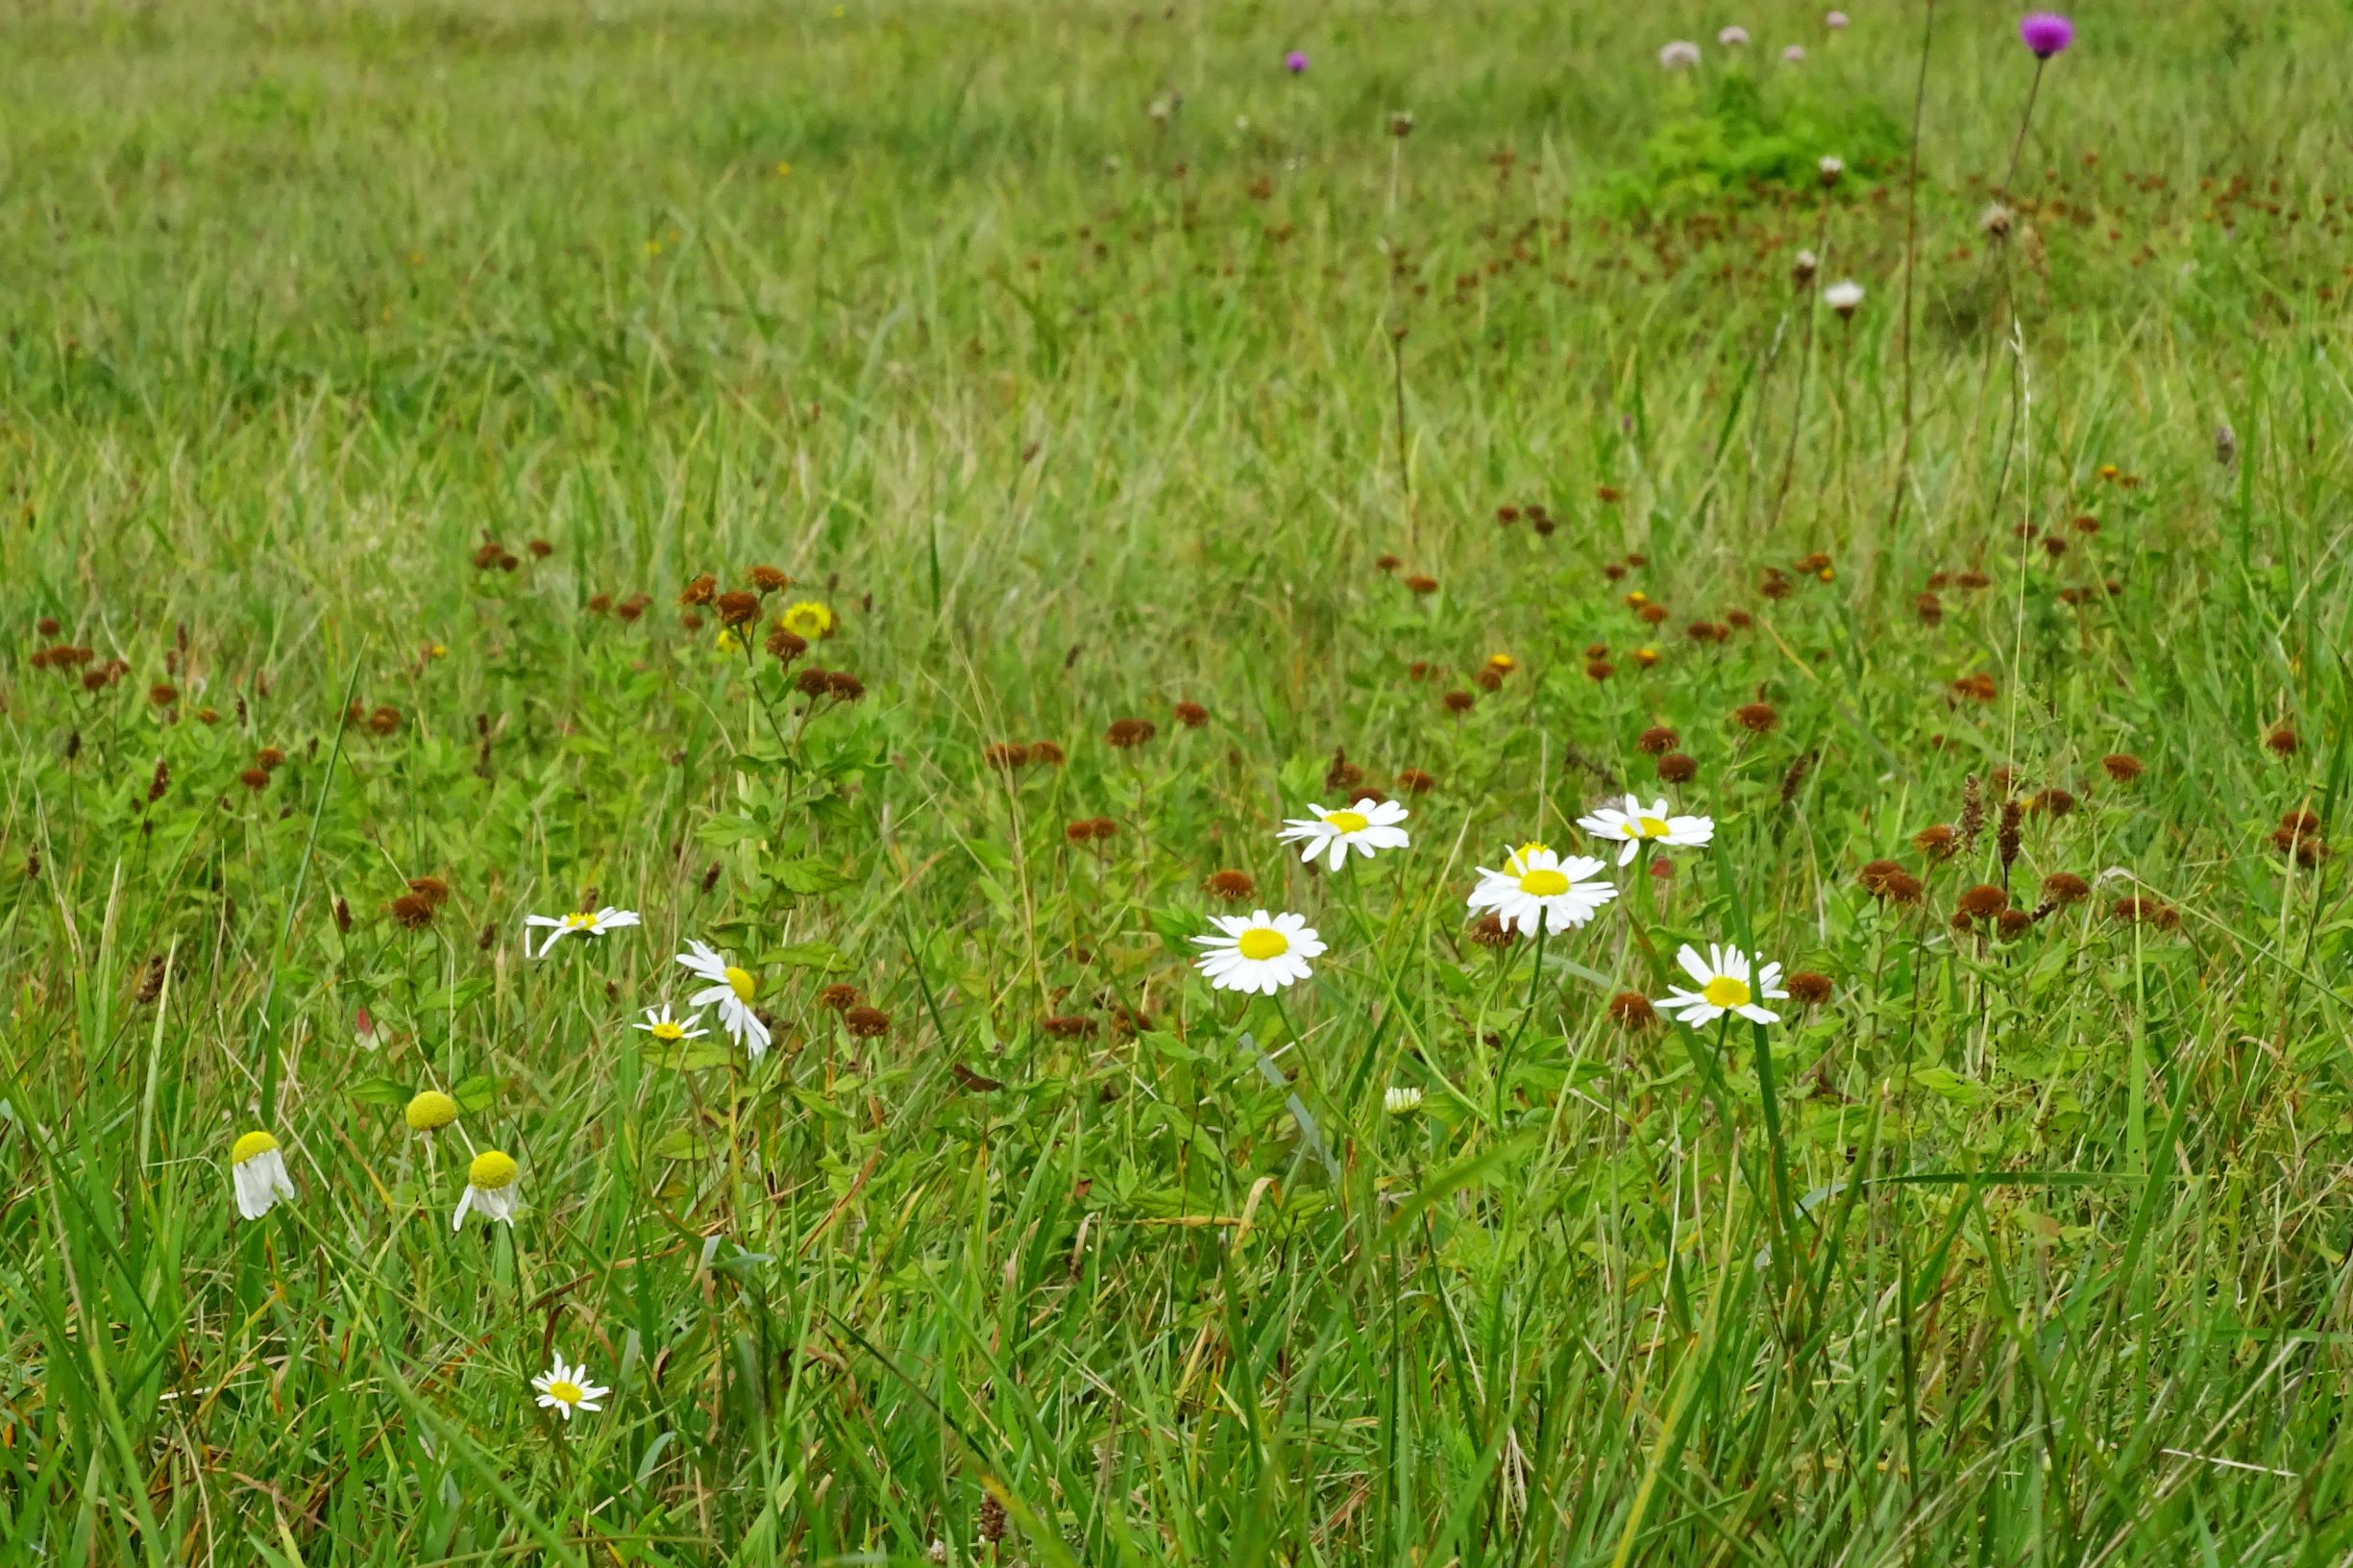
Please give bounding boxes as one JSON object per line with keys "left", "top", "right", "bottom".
{"left": 2019, "top": 12, "right": 2074, "bottom": 58}
{"left": 1284, "top": 49, "right": 1310, "bottom": 74}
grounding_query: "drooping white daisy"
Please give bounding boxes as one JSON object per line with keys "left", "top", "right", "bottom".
{"left": 1577, "top": 795, "right": 1716, "bottom": 866}
{"left": 1656, "top": 943, "right": 1789, "bottom": 1028}
{"left": 1466, "top": 844, "right": 1617, "bottom": 935}
{"left": 230, "top": 1131, "right": 296, "bottom": 1220}
{"left": 675, "top": 940, "right": 772, "bottom": 1060}
{"left": 1191, "top": 910, "right": 1325, "bottom": 995}
{"left": 1384, "top": 1086, "right": 1425, "bottom": 1116}
{"left": 525, "top": 906, "right": 641, "bottom": 958}
{"left": 1277, "top": 796, "right": 1411, "bottom": 872}
{"left": 531, "top": 1356, "right": 610, "bottom": 1421}
{"left": 453, "top": 1149, "right": 522, "bottom": 1230}
{"left": 631, "top": 1004, "right": 709, "bottom": 1043}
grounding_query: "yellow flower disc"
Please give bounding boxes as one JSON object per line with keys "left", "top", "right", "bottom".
{"left": 405, "top": 1090, "right": 459, "bottom": 1132}
{"left": 468, "top": 1150, "right": 519, "bottom": 1189}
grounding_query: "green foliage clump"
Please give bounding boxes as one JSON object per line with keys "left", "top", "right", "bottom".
{"left": 1595, "top": 69, "right": 1906, "bottom": 217}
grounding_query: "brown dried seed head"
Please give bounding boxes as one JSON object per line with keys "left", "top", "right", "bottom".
{"left": 2266, "top": 724, "right": 2299, "bottom": 756}
{"left": 1859, "top": 859, "right": 1903, "bottom": 895}
{"left": 368, "top": 705, "right": 402, "bottom": 735}
{"left": 1028, "top": 740, "right": 1066, "bottom": 767}
{"left": 748, "top": 565, "right": 792, "bottom": 594}
{"left": 1956, "top": 883, "right": 2010, "bottom": 920}
{"left": 1786, "top": 971, "right": 1833, "bottom": 1005}
{"left": 984, "top": 742, "right": 1031, "bottom": 772}
{"left": 1996, "top": 909, "right": 2035, "bottom": 940}
{"left": 1636, "top": 724, "right": 1679, "bottom": 756}
{"left": 1403, "top": 575, "right": 1439, "bottom": 595}
{"left": 1656, "top": 752, "right": 1698, "bottom": 784}
{"left": 1732, "top": 702, "right": 1779, "bottom": 734}
{"left": 1469, "top": 913, "right": 1518, "bottom": 948}
{"left": 765, "top": 625, "right": 809, "bottom": 662}
{"left": 1444, "top": 689, "right": 1478, "bottom": 713}
{"left": 1394, "top": 768, "right": 1436, "bottom": 795}
{"left": 843, "top": 1005, "right": 892, "bottom": 1039}
{"left": 822, "top": 672, "right": 866, "bottom": 701}
{"left": 1043, "top": 1014, "right": 1097, "bottom": 1039}
{"left": 1172, "top": 700, "right": 1210, "bottom": 728}
{"left": 1105, "top": 718, "right": 1158, "bottom": 748}
{"left": 388, "top": 893, "right": 437, "bottom": 929}
{"left": 1204, "top": 869, "right": 1257, "bottom": 901}
{"left": 715, "top": 590, "right": 761, "bottom": 627}
{"left": 1607, "top": 991, "right": 1657, "bottom": 1028}
{"left": 239, "top": 766, "right": 271, "bottom": 792}
{"left": 1883, "top": 870, "right": 1924, "bottom": 906}
{"left": 2041, "top": 871, "right": 2091, "bottom": 905}
{"left": 2101, "top": 752, "right": 2145, "bottom": 783}
{"left": 819, "top": 983, "right": 862, "bottom": 1013}
{"left": 678, "top": 574, "right": 717, "bottom": 607}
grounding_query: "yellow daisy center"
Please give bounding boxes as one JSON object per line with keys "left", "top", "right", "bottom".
{"left": 1703, "top": 975, "right": 1752, "bottom": 1009}
{"left": 468, "top": 1150, "right": 519, "bottom": 1190}
{"left": 404, "top": 1090, "right": 458, "bottom": 1132}
{"left": 723, "top": 966, "right": 756, "bottom": 1002}
{"left": 650, "top": 1020, "right": 684, "bottom": 1041}
{"left": 562, "top": 912, "right": 598, "bottom": 930}
{"left": 1507, "top": 840, "right": 1550, "bottom": 871}
{"left": 1637, "top": 816, "right": 1671, "bottom": 839}
{"left": 232, "top": 1130, "right": 279, "bottom": 1164}
{"left": 1324, "top": 809, "right": 1370, "bottom": 834}
{"left": 546, "top": 1379, "right": 583, "bottom": 1406}
{"left": 1519, "top": 868, "right": 1571, "bottom": 897}
{"left": 1237, "top": 927, "right": 1290, "bottom": 961}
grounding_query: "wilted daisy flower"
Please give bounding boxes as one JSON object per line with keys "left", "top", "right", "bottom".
{"left": 1717, "top": 25, "right": 1750, "bottom": 46}
{"left": 675, "top": 940, "right": 772, "bottom": 1059}
{"left": 453, "top": 1149, "right": 521, "bottom": 1230}
{"left": 230, "top": 1131, "right": 295, "bottom": 1220}
{"left": 632, "top": 1004, "right": 709, "bottom": 1043}
{"left": 1192, "top": 910, "right": 1325, "bottom": 995}
{"left": 1823, "top": 280, "right": 1865, "bottom": 317}
{"left": 532, "top": 1356, "right": 610, "bottom": 1421}
{"left": 1578, "top": 795, "right": 1715, "bottom": 866}
{"left": 524, "top": 905, "right": 641, "bottom": 958}
{"left": 1658, "top": 39, "right": 1702, "bottom": 68}
{"left": 1384, "top": 1086, "right": 1425, "bottom": 1115}
{"left": 1467, "top": 844, "right": 1617, "bottom": 935}
{"left": 1277, "top": 796, "right": 1411, "bottom": 871}
{"left": 1656, "top": 943, "right": 1788, "bottom": 1027}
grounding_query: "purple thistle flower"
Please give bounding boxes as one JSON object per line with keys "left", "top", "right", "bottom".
{"left": 2019, "top": 12, "right": 2074, "bottom": 58}
{"left": 1284, "top": 49, "right": 1310, "bottom": 74}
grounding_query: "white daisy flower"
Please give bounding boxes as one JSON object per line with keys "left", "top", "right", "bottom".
{"left": 524, "top": 906, "right": 641, "bottom": 958}
{"left": 1466, "top": 844, "right": 1617, "bottom": 935}
{"left": 674, "top": 939, "right": 772, "bottom": 1060}
{"left": 1823, "top": 280, "right": 1865, "bottom": 316}
{"left": 1276, "top": 796, "right": 1410, "bottom": 872}
{"left": 453, "top": 1149, "right": 522, "bottom": 1230}
{"left": 532, "top": 1355, "right": 610, "bottom": 1420}
{"left": 631, "top": 1004, "right": 709, "bottom": 1043}
{"left": 1191, "top": 910, "right": 1325, "bottom": 995}
{"left": 1384, "top": 1086, "right": 1425, "bottom": 1115}
{"left": 230, "top": 1131, "right": 296, "bottom": 1220}
{"left": 1656, "top": 943, "right": 1788, "bottom": 1028}
{"left": 1577, "top": 795, "right": 1716, "bottom": 866}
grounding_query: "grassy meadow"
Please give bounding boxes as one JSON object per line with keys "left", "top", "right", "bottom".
{"left": 9, "top": 0, "right": 2353, "bottom": 1560}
